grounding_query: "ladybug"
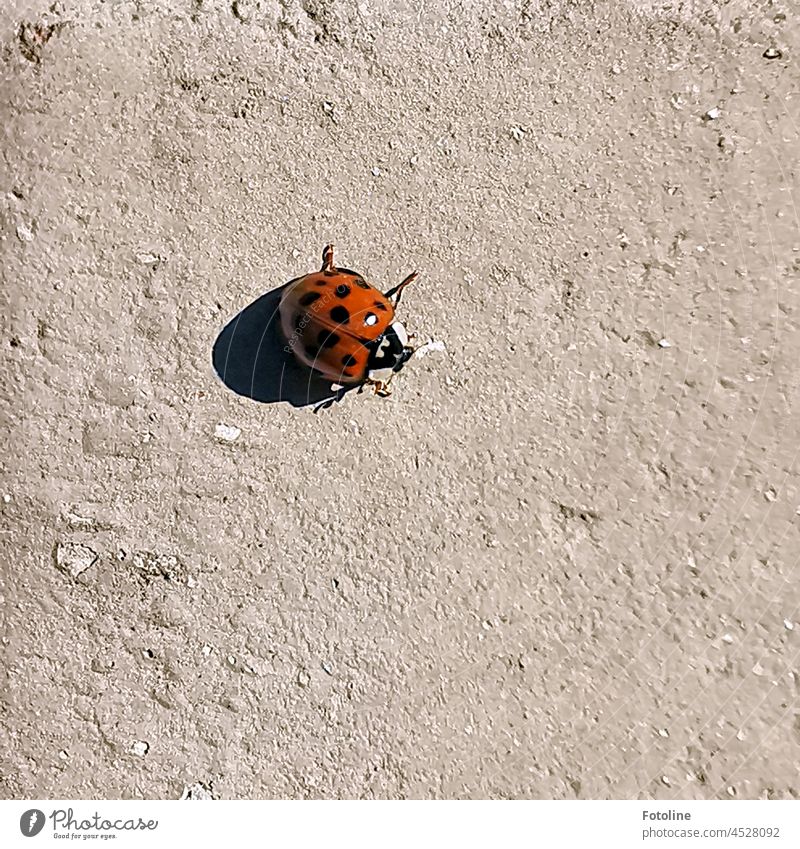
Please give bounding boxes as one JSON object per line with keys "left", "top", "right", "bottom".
{"left": 279, "top": 244, "right": 418, "bottom": 397}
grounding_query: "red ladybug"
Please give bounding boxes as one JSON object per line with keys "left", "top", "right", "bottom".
{"left": 279, "top": 244, "right": 418, "bottom": 396}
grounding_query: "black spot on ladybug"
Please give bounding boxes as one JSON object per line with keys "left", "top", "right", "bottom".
{"left": 304, "top": 344, "right": 320, "bottom": 359}
{"left": 300, "top": 291, "right": 322, "bottom": 306}
{"left": 318, "top": 330, "right": 340, "bottom": 349}
{"left": 342, "top": 353, "right": 358, "bottom": 367}
{"left": 335, "top": 284, "right": 350, "bottom": 298}
{"left": 354, "top": 278, "right": 370, "bottom": 289}
{"left": 374, "top": 301, "right": 388, "bottom": 311}
{"left": 330, "top": 305, "right": 350, "bottom": 324}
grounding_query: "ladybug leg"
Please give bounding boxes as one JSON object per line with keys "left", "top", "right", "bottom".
{"left": 403, "top": 333, "right": 424, "bottom": 356}
{"left": 384, "top": 271, "right": 418, "bottom": 306}
{"left": 313, "top": 384, "right": 348, "bottom": 412}
{"left": 321, "top": 244, "right": 336, "bottom": 273}
{"left": 313, "top": 397, "right": 335, "bottom": 414}
{"left": 363, "top": 377, "right": 393, "bottom": 397}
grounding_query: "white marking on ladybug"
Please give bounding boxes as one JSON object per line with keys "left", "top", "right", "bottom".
{"left": 368, "top": 366, "right": 395, "bottom": 382}
{"left": 391, "top": 321, "right": 409, "bottom": 346}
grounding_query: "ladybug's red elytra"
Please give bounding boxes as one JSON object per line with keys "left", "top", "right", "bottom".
{"left": 279, "top": 244, "right": 418, "bottom": 397}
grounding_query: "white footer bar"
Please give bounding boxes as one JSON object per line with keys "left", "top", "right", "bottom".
{"left": 2, "top": 800, "right": 798, "bottom": 849}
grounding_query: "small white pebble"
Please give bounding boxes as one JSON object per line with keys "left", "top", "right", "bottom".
{"left": 187, "top": 575, "right": 197, "bottom": 588}
{"left": 371, "top": 166, "right": 381, "bottom": 177}
{"left": 291, "top": 248, "right": 300, "bottom": 259}
{"left": 414, "top": 339, "right": 447, "bottom": 359}
{"left": 657, "top": 338, "right": 672, "bottom": 348}
{"left": 784, "top": 619, "right": 794, "bottom": 631}
{"left": 718, "top": 135, "right": 735, "bottom": 153}
{"left": 180, "top": 782, "right": 213, "bottom": 801}
{"left": 214, "top": 423, "right": 241, "bottom": 442}
{"left": 511, "top": 126, "right": 526, "bottom": 141}
{"left": 764, "top": 488, "right": 777, "bottom": 502}
{"left": 658, "top": 728, "right": 669, "bottom": 738}
{"left": 130, "top": 740, "right": 149, "bottom": 757}
{"left": 736, "top": 729, "right": 746, "bottom": 741}
{"left": 322, "top": 101, "right": 334, "bottom": 113}
{"left": 703, "top": 106, "right": 722, "bottom": 120}
{"left": 16, "top": 223, "right": 34, "bottom": 242}
{"left": 721, "top": 633, "right": 734, "bottom": 644}
{"left": 752, "top": 662, "right": 764, "bottom": 676}
{"left": 58, "top": 750, "right": 68, "bottom": 760}
{"left": 409, "top": 153, "right": 419, "bottom": 166}
{"left": 66, "top": 510, "right": 94, "bottom": 528}
{"left": 226, "top": 655, "right": 236, "bottom": 666}
{"left": 661, "top": 775, "right": 671, "bottom": 786}
{"left": 201, "top": 644, "right": 213, "bottom": 657}
{"left": 135, "top": 252, "right": 160, "bottom": 264}
{"left": 727, "top": 786, "right": 736, "bottom": 796}
{"left": 2, "top": 494, "right": 10, "bottom": 503}
{"left": 696, "top": 245, "right": 706, "bottom": 252}
{"left": 55, "top": 542, "right": 98, "bottom": 578}
{"left": 611, "top": 62, "right": 622, "bottom": 75}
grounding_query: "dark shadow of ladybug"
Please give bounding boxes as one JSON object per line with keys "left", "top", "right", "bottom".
{"left": 211, "top": 280, "right": 349, "bottom": 409}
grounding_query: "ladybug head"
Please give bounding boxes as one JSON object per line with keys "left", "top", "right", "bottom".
{"left": 364, "top": 269, "right": 419, "bottom": 382}
{"left": 366, "top": 321, "right": 414, "bottom": 381}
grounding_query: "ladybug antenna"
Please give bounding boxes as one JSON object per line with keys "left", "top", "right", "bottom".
{"left": 321, "top": 244, "right": 336, "bottom": 273}
{"left": 385, "top": 271, "right": 418, "bottom": 307}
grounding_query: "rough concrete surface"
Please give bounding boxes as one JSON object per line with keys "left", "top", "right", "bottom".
{"left": 1, "top": 0, "right": 798, "bottom": 800}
